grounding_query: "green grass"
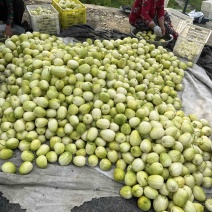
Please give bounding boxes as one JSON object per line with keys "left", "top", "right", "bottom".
{"left": 186, "top": 0, "right": 203, "bottom": 12}
{"left": 168, "top": 0, "right": 203, "bottom": 12}
{"left": 81, "top": 0, "right": 203, "bottom": 12}
{"left": 80, "top": 0, "right": 134, "bottom": 7}
{"left": 110, "top": 0, "right": 134, "bottom": 8}
{"left": 167, "top": 0, "right": 182, "bottom": 10}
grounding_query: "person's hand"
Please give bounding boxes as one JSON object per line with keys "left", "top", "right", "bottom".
{"left": 4, "top": 25, "right": 13, "bottom": 37}
{"left": 160, "top": 25, "right": 166, "bottom": 36}
{"left": 153, "top": 26, "right": 162, "bottom": 37}
{"left": 158, "top": 19, "right": 166, "bottom": 36}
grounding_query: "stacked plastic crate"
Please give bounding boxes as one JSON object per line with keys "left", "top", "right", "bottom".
{"left": 173, "top": 24, "right": 212, "bottom": 63}
{"left": 165, "top": 8, "right": 194, "bottom": 33}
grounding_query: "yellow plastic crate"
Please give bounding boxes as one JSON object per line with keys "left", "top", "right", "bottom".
{"left": 52, "top": 0, "right": 86, "bottom": 30}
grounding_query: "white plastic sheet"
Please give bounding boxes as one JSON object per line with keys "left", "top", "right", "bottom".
{"left": 0, "top": 64, "right": 212, "bottom": 212}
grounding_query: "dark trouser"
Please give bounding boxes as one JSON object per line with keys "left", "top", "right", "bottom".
{"left": 132, "top": 11, "right": 179, "bottom": 39}
{"left": 0, "top": 0, "right": 25, "bottom": 26}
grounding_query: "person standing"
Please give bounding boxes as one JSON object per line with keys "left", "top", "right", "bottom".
{"left": 0, "top": 0, "right": 25, "bottom": 37}
{"left": 129, "top": 0, "right": 178, "bottom": 39}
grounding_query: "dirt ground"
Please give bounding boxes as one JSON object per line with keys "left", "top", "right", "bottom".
{"left": 23, "top": 2, "right": 132, "bottom": 34}
{"left": 84, "top": 4, "right": 131, "bottom": 34}
{"left": 85, "top": 4, "right": 212, "bottom": 46}
{"left": 24, "top": 2, "right": 212, "bottom": 45}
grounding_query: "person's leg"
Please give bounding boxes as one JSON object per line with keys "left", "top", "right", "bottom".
{"left": 129, "top": 13, "right": 149, "bottom": 31}
{"left": 0, "top": 2, "right": 8, "bottom": 23}
{"left": 164, "top": 10, "right": 178, "bottom": 39}
{"left": 133, "top": 19, "right": 149, "bottom": 31}
{"left": 12, "top": 0, "right": 25, "bottom": 26}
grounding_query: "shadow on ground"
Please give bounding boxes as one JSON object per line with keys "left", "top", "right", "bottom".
{"left": 0, "top": 192, "right": 145, "bottom": 212}
{"left": 71, "top": 196, "right": 143, "bottom": 212}
{"left": 0, "top": 192, "right": 26, "bottom": 212}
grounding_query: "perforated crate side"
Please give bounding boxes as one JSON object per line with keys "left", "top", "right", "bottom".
{"left": 52, "top": 0, "right": 86, "bottom": 29}
{"left": 179, "top": 23, "right": 212, "bottom": 44}
{"left": 26, "top": 5, "right": 60, "bottom": 35}
{"left": 166, "top": 8, "right": 193, "bottom": 33}
{"left": 173, "top": 36, "right": 205, "bottom": 63}
{"left": 60, "top": 8, "right": 86, "bottom": 29}
{"left": 166, "top": 8, "right": 193, "bottom": 21}
{"left": 169, "top": 16, "right": 188, "bottom": 33}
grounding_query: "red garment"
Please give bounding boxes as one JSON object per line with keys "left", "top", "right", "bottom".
{"left": 129, "top": 0, "right": 165, "bottom": 27}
